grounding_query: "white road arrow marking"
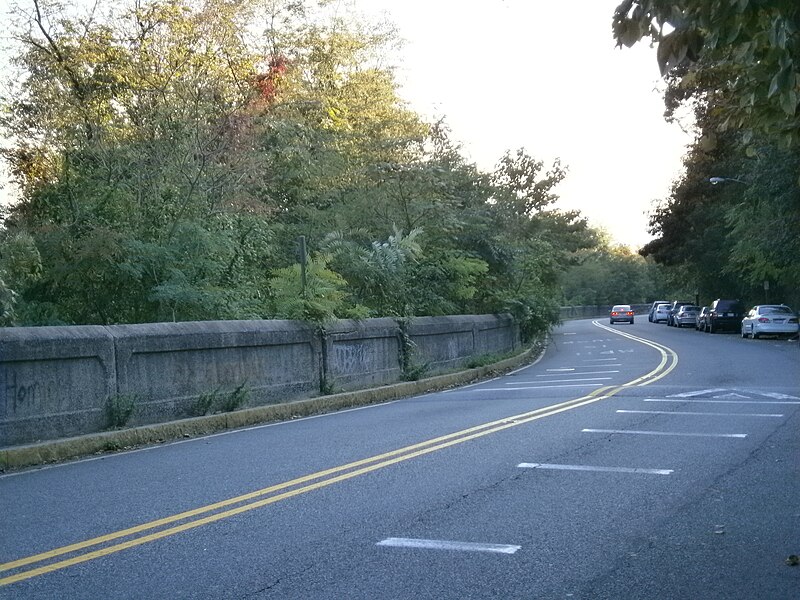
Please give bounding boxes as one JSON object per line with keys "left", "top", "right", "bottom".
{"left": 669, "top": 389, "right": 729, "bottom": 398}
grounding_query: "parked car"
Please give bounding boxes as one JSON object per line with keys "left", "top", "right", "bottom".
{"left": 741, "top": 304, "right": 799, "bottom": 339}
{"left": 674, "top": 305, "right": 700, "bottom": 328}
{"left": 695, "top": 307, "right": 710, "bottom": 331}
{"left": 610, "top": 304, "right": 635, "bottom": 325}
{"left": 706, "top": 298, "right": 745, "bottom": 333}
{"left": 653, "top": 303, "right": 671, "bottom": 324}
{"left": 667, "top": 301, "right": 693, "bottom": 326}
{"left": 648, "top": 300, "right": 669, "bottom": 322}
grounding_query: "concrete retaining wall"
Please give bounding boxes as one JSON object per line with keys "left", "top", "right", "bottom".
{"left": 1, "top": 315, "right": 518, "bottom": 447}
{"left": 322, "top": 319, "right": 402, "bottom": 392}
{"left": 406, "top": 314, "right": 519, "bottom": 374}
{"left": 109, "top": 320, "right": 320, "bottom": 425}
{"left": 0, "top": 326, "right": 117, "bottom": 446}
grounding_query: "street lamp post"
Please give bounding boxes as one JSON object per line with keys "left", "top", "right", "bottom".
{"left": 709, "top": 176, "right": 747, "bottom": 185}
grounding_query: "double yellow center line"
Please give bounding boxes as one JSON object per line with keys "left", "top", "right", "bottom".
{"left": 1, "top": 325, "right": 677, "bottom": 586}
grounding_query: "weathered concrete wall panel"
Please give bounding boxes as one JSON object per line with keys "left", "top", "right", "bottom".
{"left": 405, "top": 315, "right": 519, "bottom": 375}
{"left": 109, "top": 320, "right": 318, "bottom": 425}
{"left": 407, "top": 316, "right": 486, "bottom": 374}
{"left": 473, "top": 314, "right": 518, "bottom": 355}
{"left": 0, "top": 326, "right": 116, "bottom": 446}
{"left": 323, "top": 319, "right": 401, "bottom": 392}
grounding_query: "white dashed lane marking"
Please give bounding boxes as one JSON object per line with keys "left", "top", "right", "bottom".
{"left": 377, "top": 538, "right": 521, "bottom": 554}
{"left": 617, "top": 409, "right": 783, "bottom": 418}
{"left": 644, "top": 399, "right": 800, "bottom": 405}
{"left": 582, "top": 429, "right": 747, "bottom": 439}
{"left": 518, "top": 463, "right": 673, "bottom": 476}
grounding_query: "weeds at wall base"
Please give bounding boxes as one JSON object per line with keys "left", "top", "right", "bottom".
{"left": 190, "top": 383, "right": 251, "bottom": 416}
{"left": 105, "top": 394, "right": 137, "bottom": 429}
{"left": 220, "top": 383, "right": 249, "bottom": 413}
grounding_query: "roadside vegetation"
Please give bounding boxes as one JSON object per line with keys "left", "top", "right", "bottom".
{"left": 4, "top": 1, "right": 791, "bottom": 337}
{"left": 0, "top": 0, "right": 620, "bottom": 339}
{"left": 613, "top": 1, "right": 800, "bottom": 309}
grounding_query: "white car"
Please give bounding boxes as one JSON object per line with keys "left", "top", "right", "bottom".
{"left": 648, "top": 300, "right": 669, "bottom": 322}
{"left": 741, "top": 305, "right": 799, "bottom": 339}
{"left": 652, "top": 303, "right": 671, "bottom": 324}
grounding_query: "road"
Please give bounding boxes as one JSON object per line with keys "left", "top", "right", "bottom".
{"left": 1, "top": 318, "right": 799, "bottom": 599}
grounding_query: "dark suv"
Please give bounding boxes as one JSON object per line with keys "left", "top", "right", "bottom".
{"left": 706, "top": 298, "right": 745, "bottom": 333}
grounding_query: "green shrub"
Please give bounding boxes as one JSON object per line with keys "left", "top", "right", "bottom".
{"left": 106, "top": 394, "right": 137, "bottom": 428}
{"left": 219, "top": 383, "right": 249, "bottom": 412}
{"left": 190, "top": 390, "right": 218, "bottom": 417}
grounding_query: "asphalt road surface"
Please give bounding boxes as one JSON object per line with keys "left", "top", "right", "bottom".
{"left": 2, "top": 318, "right": 799, "bottom": 599}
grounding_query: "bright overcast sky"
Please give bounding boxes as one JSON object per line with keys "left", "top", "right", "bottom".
{"left": 357, "top": 0, "right": 694, "bottom": 249}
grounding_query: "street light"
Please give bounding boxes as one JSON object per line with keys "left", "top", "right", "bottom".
{"left": 709, "top": 176, "right": 747, "bottom": 185}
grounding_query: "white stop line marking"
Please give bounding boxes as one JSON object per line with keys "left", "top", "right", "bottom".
{"left": 377, "top": 538, "right": 521, "bottom": 554}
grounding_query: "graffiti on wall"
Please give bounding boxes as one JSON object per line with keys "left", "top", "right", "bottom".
{"left": 2, "top": 359, "right": 104, "bottom": 418}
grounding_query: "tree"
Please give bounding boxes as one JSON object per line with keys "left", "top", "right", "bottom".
{"left": 321, "top": 226, "right": 426, "bottom": 317}
{"left": 613, "top": 0, "right": 800, "bottom": 146}
{"left": 614, "top": 2, "right": 800, "bottom": 307}
{"left": 561, "top": 242, "right": 666, "bottom": 306}
{"left": 0, "top": 0, "right": 607, "bottom": 338}
{"left": 724, "top": 143, "right": 800, "bottom": 306}
{"left": 268, "top": 253, "right": 357, "bottom": 322}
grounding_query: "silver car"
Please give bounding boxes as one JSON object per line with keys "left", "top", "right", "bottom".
{"left": 674, "top": 305, "right": 700, "bottom": 328}
{"left": 741, "top": 305, "right": 799, "bottom": 339}
{"left": 610, "top": 304, "right": 634, "bottom": 324}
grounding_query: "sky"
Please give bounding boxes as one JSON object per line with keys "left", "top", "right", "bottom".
{"left": 356, "top": 0, "right": 694, "bottom": 249}
{"left": 0, "top": 0, "right": 694, "bottom": 249}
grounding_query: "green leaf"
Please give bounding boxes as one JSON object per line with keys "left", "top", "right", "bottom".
{"left": 767, "top": 64, "right": 795, "bottom": 98}
{"left": 621, "top": 20, "right": 644, "bottom": 48}
{"left": 733, "top": 41, "right": 753, "bottom": 62}
{"left": 779, "top": 90, "right": 798, "bottom": 116}
{"left": 726, "top": 22, "right": 743, "bottom": 44}
{"left": 699, "top": 133, "right": 717, "bottom": 152}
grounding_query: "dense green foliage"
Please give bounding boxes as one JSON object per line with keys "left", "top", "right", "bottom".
{"left": 614, "top": 0, "right": 800, "bottom": 309}
{"left": 0, "top": 0, "right": 609, "bottom": 339}
{"left": 613, "top": 0, "right": 799, "bottom": 146}
{"left": 560, "top": 244, "right": 674, "bottom": 306}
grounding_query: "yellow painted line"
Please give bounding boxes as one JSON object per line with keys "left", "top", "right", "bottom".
{"left": 1, "top": 329, "right": 679, "bottom": 586}
{"left": 0, "top": 388, "right": 620, "bottom": 582}
{"left": 0, "top": 393, "right": 615, "bottom": 586}
{"left": 0, "top": 394, "right": 608, "bottom": 577}
{"left": 592, "top": 321, "right": 679, "bottom": 386}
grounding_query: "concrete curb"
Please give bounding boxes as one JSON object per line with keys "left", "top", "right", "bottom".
{"left": 0, "top": 343, "right": 543, "bottom": 472}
